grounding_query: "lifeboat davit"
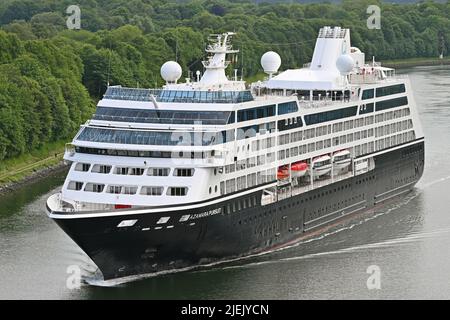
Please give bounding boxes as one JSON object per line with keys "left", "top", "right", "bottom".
{"left": 277, "top": 165, "right": 289, "bottom": 180}
{"left": 291, "top": 161, "right": 308, "bottom": 178}
{"left": 312, "top": 155, "right": 332, "bottom": 178}
{"left": 332, "top": 149, "right": 351, "bottom": 172}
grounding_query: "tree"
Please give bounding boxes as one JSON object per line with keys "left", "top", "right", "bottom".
{"left": 1, "top": 20, "right": 36, "bottom": 40}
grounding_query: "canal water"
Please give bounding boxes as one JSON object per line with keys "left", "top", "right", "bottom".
{"left": 1, "top": 65, "right": 450, "bottom": 299}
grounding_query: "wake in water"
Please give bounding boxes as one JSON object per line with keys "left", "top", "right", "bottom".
{"left": 416, "top": 174, "right": 450, "bottom": 190}
{"left": 224, "top": 227, "right": 450, "bottom": 270}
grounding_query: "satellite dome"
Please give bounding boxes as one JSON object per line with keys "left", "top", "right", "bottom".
{"left": 261, "top": 51, "right": 281, "bottom": 75}
{"left": 336, "top": 54, "right": 355, "bottom": 75}
{"left": 161, "top": 61, "right": 182, "bottom": 83}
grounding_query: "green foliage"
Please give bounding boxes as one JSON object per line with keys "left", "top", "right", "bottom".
{"left": 0, "top": 0, "right": 449, "bottom": 161}
{"left": 0, "top": 31, "right": 94, "bottom": 160}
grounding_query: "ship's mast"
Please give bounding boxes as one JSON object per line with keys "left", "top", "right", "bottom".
{"left": 200, "top": 32, "right": 239, "bottom": 85}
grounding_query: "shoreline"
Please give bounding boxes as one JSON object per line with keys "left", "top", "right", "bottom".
{"left": 0, "top": 162, "right": 68, "bottom": 197}
{"left": 383, "top": 57, "right": 450, "bottom": 69}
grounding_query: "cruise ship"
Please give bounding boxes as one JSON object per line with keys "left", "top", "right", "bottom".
{"left": 46, "top": 27, "right": 425, "bottom": 281}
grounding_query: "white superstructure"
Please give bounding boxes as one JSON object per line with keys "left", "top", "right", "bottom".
{"left": 56, "top": 27, "right": 423, "bottom": 213}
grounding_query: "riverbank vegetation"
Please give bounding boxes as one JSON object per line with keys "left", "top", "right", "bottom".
{"left": 0, "top": 0, "right": 449, "bottom": 165}
{"left": 0, "top": 140, "right": 65, "bottom": 186}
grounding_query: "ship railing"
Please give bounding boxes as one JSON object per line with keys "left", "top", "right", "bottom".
{"left": 48, "top": 193, "right": 77, "bottom": 213}
{"left": 103, "top": 86, "right": 162, "bottom": 101}
{"left": 298, "top": 94, "right": 359, "bottom": 108}
{"left": 76, "top": 202, "right": 114, "bottom": 212}
{"left": 348, "top": 73, "right": 378, "bottom": 84}
{"left": 253, "top": 90, "right": 358, "bottom": 105}
{"left": 348, "top": 72, "right": 405, "bottom": 84}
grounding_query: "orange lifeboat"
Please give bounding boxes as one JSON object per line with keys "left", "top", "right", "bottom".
{"left": 291, "top": 161, "right": 308, "bottom": 177}
{"left": 277, "top": 165, "right": 289, "bottom": 180}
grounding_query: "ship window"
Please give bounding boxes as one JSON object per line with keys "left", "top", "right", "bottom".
{"left": 115, "top": 167, "right": 128, "bottom": 175}
{"left": 90, "top": 164, "right": 111, "bottom": 174}
{"left": 278, "top": 102, "right": 298, "bottom": 115}
{"left": 257, "top": 155, "right": 265, "bottom": 166}
{"left": 304, "top": 106, "right": 357, "bottom": 125}
{"left": 375, "top": 97, "right": 408, "bottom": 112}
{"left": 174, "top": 168, "right": 194, "bottom": 177}
{"left": 376, "top": 84, "right": 405, "bottom": 97}
{"left": 68, "top": 181, "right": 84, "bottom": 191}
{"left": 141, "top": 186, "right": 164, "bottom": 196}
{"left": 157, "top": 90, "right": 253, "bottom": 104}
{"left": 148, "top": 168, "right": 170, "bottom": 176}
{"left": 129, "top": 168, "right": 145, "bottom": 176}
{"left": 108, "top": 185, "right": 122, "bottom": 194}
{"left": 228, "top": 111, "right": 235, "bottom": 124}
{"left": 237, "top": 104, "right": 275, "bottom": 122}
{"left": 74, "top": 163, "right": 90, "bottom": 172}
{"left": 362, "top": 89, "right": 374, "bottom": 100}
{"left": 122, "top": 186, "right": 138, "bottom": 195}
{"left": 359, "top": 103, "right": 374, "bottom": 115}
{"left": 278, "top": 116, "right": 303, "bottom": 131}
{"left": 93, "top": 107, "right": 234, "bottom": 125}
{"left": 84, "top": 183, "right": 104, "bottom": 193}
{"left": 167, "top": 187, "right": 188, "bottom": 196}
{"left": 76, "top": 127, "right": 230, "bottom": 146}
{"left": 236, "top": 125, "right": 259, "bottom": 140}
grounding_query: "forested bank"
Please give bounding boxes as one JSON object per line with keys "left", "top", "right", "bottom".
{"left": 0, "top": 0, "right": 449, "bottom": 162}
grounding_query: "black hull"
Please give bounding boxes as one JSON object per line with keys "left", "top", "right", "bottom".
{"left": 50, "top": 141, "right": 424, "bottom": 280}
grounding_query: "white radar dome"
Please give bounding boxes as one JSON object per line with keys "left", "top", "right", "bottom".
{"left": 261, "top": 51, "right": 281, "bottom": 75}
{"left": 161, "top": 61, "right": 182, "bottom": 83}
{"left": 336, "top": 54, "right": 355, "bottom": 75}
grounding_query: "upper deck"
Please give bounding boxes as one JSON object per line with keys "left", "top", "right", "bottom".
{"left": 53, "top": 27, "right": 424, "bottom": 213}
